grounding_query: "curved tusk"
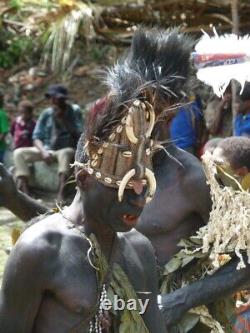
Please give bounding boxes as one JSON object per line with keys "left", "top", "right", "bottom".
{"left": 145, "top": 168, "right": 156, "bottom": 203}
{"left": 125, "top": 113, "right": 138, "bottom": 144}
{"left": 118, "top": 169, "right": 136, "bottom": 202}
{"left": 145, "top": 102, "right": 156, "bottom": 138}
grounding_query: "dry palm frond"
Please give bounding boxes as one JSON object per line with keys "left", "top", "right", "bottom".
{"left": 196, "top": 152, "right": 250, "bottom": 270}
{"left": 42, "top": 1, "right": 94, "bottom": 72}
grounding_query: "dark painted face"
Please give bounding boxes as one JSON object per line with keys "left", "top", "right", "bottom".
{"left": 81, "top": 175, "right": 147, "bottom": 232}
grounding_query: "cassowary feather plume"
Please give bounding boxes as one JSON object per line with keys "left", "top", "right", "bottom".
{"left": 87, "top": 27, "right": 194, "bottom": 141}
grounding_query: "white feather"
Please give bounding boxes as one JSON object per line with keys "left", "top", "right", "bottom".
{"left": 195, "top": 32, "right": 250, "bottom": 96}
{"left": 195, "top": 33, "right": 250, "bottom": 54}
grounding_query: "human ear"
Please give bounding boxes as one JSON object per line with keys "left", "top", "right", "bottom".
{"left": 76, "top": 170, "right": 90, "bottom": 190}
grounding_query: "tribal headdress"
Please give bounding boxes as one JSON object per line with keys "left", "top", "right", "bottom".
{"left": 77, "top": 28, "right": 194, "bottom": 202}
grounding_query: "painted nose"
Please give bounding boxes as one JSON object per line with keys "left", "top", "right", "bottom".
{"left": 129, "top": 194, "right": 146, "bottom": 209}
{"left": 131, "top": 179, "right": 144, "bottom": 195}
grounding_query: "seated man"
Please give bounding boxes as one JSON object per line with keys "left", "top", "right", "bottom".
{"left": 13, "top": 84, "right": 83, "bottom": 200}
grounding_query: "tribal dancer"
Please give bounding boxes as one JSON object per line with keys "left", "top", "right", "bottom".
{"left": 0, "top": 28, "right": 195, "bottom": 333}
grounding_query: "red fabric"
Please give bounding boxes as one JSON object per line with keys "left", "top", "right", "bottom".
{"left": 11, "top": 116, "right": 36, "bottom": 149}
{"left": 90, "top": 96, "right": 108, "bottom": 118}
{"left": 86, "top": 96, "right": 109, "bottom": 139}
{"left": 233, "top": 304, "right": 250, "bottom": 333}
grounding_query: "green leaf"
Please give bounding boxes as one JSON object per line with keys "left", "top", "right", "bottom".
{"left": 177, "top": 313, "right": 200, "bottom": 333}
{"left": 181, "top": 255, "right": 195, "bottom": 267}
{"left": 164, "top": 257, "right": 182, "bottom": 273}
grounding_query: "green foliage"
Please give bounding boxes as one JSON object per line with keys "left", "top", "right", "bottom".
{"left": 9, "top": 0, "right": 23, "bottom": 9}
{"left": 0, "top": 34, "right": 33, "bottom": 69}
{"left": 89, "top": 45, "right": 111, "bottom": 61}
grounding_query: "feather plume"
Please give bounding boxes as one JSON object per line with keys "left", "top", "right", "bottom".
{"left": 89, "top": 28, "right": 194, "bottom": 141}
{"left": 106, "top": 27, "right": 194, "bottom": 105}
{"left": 194, "top": 31, "right": 250, "bottom": 97}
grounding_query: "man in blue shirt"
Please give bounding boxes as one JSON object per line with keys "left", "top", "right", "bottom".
{"left": 13, "top": 84, "right": 83, "bottom": 201}
{"left": 234, "top": 83, "right": 250, "bottom": 137}
{"left": 170, "top": 96, "right": 205, "bottom": 155}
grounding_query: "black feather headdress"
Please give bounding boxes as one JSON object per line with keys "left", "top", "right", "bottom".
{"left": 88, "top": 27, "right": 194, "bottom": 141}
{"left": 107, "top": 27, "right": 194, "bottom": 103}
{"left": 79, "top": 28, "right": 194, "bottom": 200}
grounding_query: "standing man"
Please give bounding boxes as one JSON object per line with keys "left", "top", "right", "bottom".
{"left": 0, "top": 91, "right": 9, "bottom": 163}
{"left": 14, "top": 84, "right": 83, "bottom": 200}
{"left": 0, "top": 51, "right": 167, "bottom": 331}
{"left": 169, "top": 95, "right": 206, "bottom": 156}
{"left": 0, "top": 28, "right": 212, "bottom": 332}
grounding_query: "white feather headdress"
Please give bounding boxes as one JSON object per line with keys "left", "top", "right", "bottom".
{"left": 194, "top": 30, "right": 250, "bottom": 97}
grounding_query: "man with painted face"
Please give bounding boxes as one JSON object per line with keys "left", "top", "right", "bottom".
{"left": 2, "top": 28, "right": 243, "bottom": 332}
{"left": 0, "top": 27, "right": 212, "bottom": 331}
{"left": 0, "top": 29, "right": 171, "bottom": 333}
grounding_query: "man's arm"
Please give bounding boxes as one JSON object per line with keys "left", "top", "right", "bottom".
{"left": 161, "top": 256, "right": 250, "bottom": 326}
{"left": 62, "top": 104, "right": 83, "bottom": 139}
{"left": 33, "top": 138, "right": 54, "bottom": 164}
{"left": 32, "top": 111, "right": 54, "bottom": 163}
{"left": 33, "top": 138, "right": 49, "bottom": 155}
{"left": 133, "top": 233, "right": 167, "bottom": 333}
{"left": 0, "top": 163, "right": 48, "bottom": 221}
{"left": 0, "top": 234, "right": 52, "bottom": 332}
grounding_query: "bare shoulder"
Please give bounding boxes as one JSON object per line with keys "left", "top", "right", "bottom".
{"left": 174, "top": 149, "right": 208, "bottom": 191}
{"left": 18, "top": 214, "right": 64, "bottom": 247}
{"left": 176, "top": 149, "right": 211, "bottom": 218}
{"left": 121, "top": 229, "right": 155, "bottom": 258}
{"left": 10, "top": 214, "right": 85, "bottom": 271}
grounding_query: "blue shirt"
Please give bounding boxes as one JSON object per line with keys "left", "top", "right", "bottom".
{"left": 170, "top": 101, "right": 202, "bottom": 149}
{"left": 234, "top": 114, "right": 250, "bottom": 137}
{"left": 33, "top": 104, "right": 83, "bottom": 150}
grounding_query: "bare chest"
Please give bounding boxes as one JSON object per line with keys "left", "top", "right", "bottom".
{"left": 33, "top": 236, "right": 146, "bottom": 333}
{"left": 137, "top": 173, "right": 204, "bottom": 265}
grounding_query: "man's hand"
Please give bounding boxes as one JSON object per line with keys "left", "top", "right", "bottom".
{"left": 0, "top": 163, "right": 17, "bottom": 205}
{"left": 161, "top": 289, "right": 188, "bottom": 327}
{"left": 41, "top": 150, "right": 54, "bottom": 165}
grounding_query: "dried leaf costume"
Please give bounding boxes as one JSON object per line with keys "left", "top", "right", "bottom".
{"left": 161, "top": 153, "right": 250, "bottom": 333}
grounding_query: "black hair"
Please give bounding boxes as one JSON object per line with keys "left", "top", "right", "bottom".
{"left": 18, "top": 100, "right": 33, "bottom": 113}
{"left": 218, "top": 136, "right": 250, "bottom": 170}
